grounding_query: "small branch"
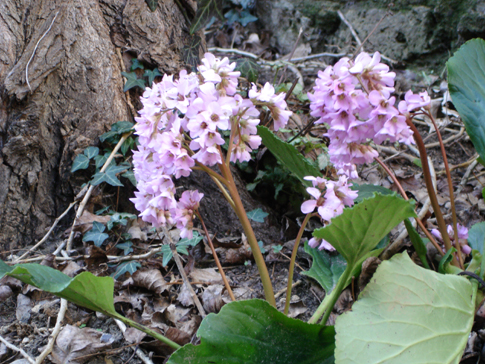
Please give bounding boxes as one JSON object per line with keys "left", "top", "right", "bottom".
{"left": 15, "top": 202, "right": 77, "bottom": 262}
{"left": 35, "top": 299, "right": 68, "bottom": 364}
{"left": 337, "top": 10, "right": 362, "bottom": 50}
{"left": 162, "top": 227, "right": 206, "bottom": 317}
{"left": 114, "top": 319, "right": 154, "bottom": 364}
{"left": 0, "top": 334, "right": 35, "bottom": 364}
{"left": 425, "top": 127, "right": 465, "bottom": 149}
{"left": 26, "top": 11, "right": 59, "bottom": 92}
{"left": 456, "top": 159, "right": 479, "bottom": 195}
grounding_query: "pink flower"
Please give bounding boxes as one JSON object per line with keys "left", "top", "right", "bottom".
{"left": 172, "top": 190, "right": 204, "bottom": 239}
{"left": 398, "top": 90, "right": 431, "bottom": 113}
{"left": 308, "top": 237, "right": 335, "bottom": 252}
{"left": 431, "top": 223, "right": 471, "bottom": 255}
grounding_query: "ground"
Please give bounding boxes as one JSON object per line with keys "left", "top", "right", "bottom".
{"left": 1, "top": 2, "right": 485, "bottom": 363}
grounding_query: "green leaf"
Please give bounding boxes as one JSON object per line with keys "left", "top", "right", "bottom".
{"left": 105, "top": 163, "right": 130, "bottom": 175}
{"left": 351, "top": 183, "right": 394, "bottom": 204}
{"left": 112, "top": 121, "right": 135, "bottom": 134}
{"left": 468, "top": 221, "right": 485, "bottom": 254}
{"left": 335, "top": 252, "right": 474, "bottom": 364}
{"left": 257, "top": 126, "right": 322, "bottom": 186}
{"left": 313, "top": 194, "right": 416, "bottom": 266}
{"left": 130, "top": 59, "right": 145, "bottom": 71}
{"left": 439, "top": 247, "right": 458, "bottom": 274}
{"left": 189, "top": 0, "right": 224, "bottom": 35}
{"left": 121, "top": 137, "right": 134, "bottom": 156}
{"left": 404, "top": 218, "right": 430, "bottom": 269}
{"left": 182, "top": 35, "right": 202, "bottom": 70}
{"left": 0, "top": 262, "right": 124, "bottom": 317}
{"left": 144, "top": 69, "right": 163, "bottom": 87}
{"left": 235, "top": 58, "right": 260, "bottom": 83}
{"left": 116, "top": 242, "right": 133, "bottom": 256}
{"left": 94, "top": 154, "right": 109, "bottom": 169}
{"left": 247, "top": 208, "right": 268, "bottom": 223}
{"left": 121, "top": 72, "right": 146, "bottom": 92}
{"left": 83, "top": 221, "right": 109, "bottom": 247}
{"left": 71, "top": 154, "right": 90, "bottom": 173}
{"left": 113, "top": 261, "right": 141, "bottom": 279}
{"left": 236, "top": 9, "right": 258, "bottom": 26}
{"left": 144, "top": 0, "right": 158, "bottom": 12}
{"left": 104, "top": 171, "right": 124, "bottom": 187}
{"left": 302, "top": 242, "right": 346, "bottom": 293}
{"left": 447, "top": 38, "right": 485, "bottom": 163}
{"left": 168, "top": 299, "right": 335, "bottom": 364}
{"left": 122, "top": 170, "right": 137, "bottom": 187}
{"left": 159, "top": 232, "right": 202, "bottom": 266}
{"left": 83, "top": 147, "right": 99, "bottom": 159}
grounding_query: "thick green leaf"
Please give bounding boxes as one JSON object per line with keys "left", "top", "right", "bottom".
{"left": 313, "top": 194, "right": 416, "bottom": 266}
{"left": 335, "top": 252, "right": 474, "bottom": 364}
{"left": 247, "top": 208, "right": 268, "bottom": 223}
{"left": 112, "top": 121, "right": 135, "bottom": 134}
{"left": 0, "top": 262, "right": 123, "bottom": 317}
{"left": 182, "top": 35, "right": 202, "bottom": 70}
{"left": 351, "top": 183, "right": 394, "bottom": 203}
{"left": 189, "top": 0, "right": 224, "bottom": 35}
{"left": 468, "top": 221, "right": 485, "bottom": 254}
{"left": 84, "top": 147, "right": 99, "bottom": 159}
{"left": 235, "top": 58, "right": 260, "bottom": 83}
{"left": 145, "top": 0, "right": 158, "bottom": 12}
{"left": 83, "top": 221, "right": 109, "bottom": 247}
{"left": 71, "top": 154, "right": 90, "bottom": 172}
{"left": 302, "top": 242, "right": 346, "bottom": 293}
{"left": 439, "top": 248, "right": 458, "bottom": 274}
{"left": 168, "top": 299, "right": 335, "bottom": 364}
{"left": 257, "top": 126, "right": 322, "bottom": 186}
{"left": 121, "top": 72, "right": 146, "bottom": 92}
{"left": 447, "top": 38, "right": 485, "bottom": 163}
{"left": 404, "top": 218, "right": 430, "bottom": 269}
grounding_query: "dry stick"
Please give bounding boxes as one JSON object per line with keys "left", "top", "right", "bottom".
{"left": 15, "top": 202, "right": 77, "bottom": 262}
{"left": 114, "top": 319, "right": 154, "bottom": 364}
{"left": 437, "top": 153, "right": 477, "bottom": 176}
{"left": 425, "top": 127, "right": 465, "bottom": 149}
{"left": 375, "top": 158, "right": 444, "bottom": 259}
{"left": 34, "top": 299, "right": 68, "bottom": 364}
{"left": 405, "top": 120, "right": 454, "bottom": 258}
{"left": 275, "top": 280, "right": 302, "bottom": 300}
{"left": 456, "top": 159, "right": 479, "bottom": 195}
{"left": 278, "top": 27, "right": 303, "bottom": 86}
{"left": 0, "top": 334, "right": 35, "bottom": 364}
{"left": 428, "top": 112, "right": 463, "bottom": 268}
{"left": 196, "top": 211, "right": 236, "bottom": 302}
{"left": 338, "top": 10, "right": 363, "bottom": 50}
{"left": 26, "top": 11, "right": 59, "bottom": 92}
{"left": 66, "top": 132, "right": 132, "bottom": 252}
{"left": 162, "top": 227, "right": 206, "bottom": 317}
{"left": 351, "top": 11, "right": 390, "bottom": 59}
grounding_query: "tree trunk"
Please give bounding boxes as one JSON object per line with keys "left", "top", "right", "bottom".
{"left": 0, "top": 0, "right": 200, "bottom": 252}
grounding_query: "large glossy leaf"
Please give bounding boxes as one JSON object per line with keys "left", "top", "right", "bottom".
{"left": 257, "top": 126, "right": 322, "bottom": 186}
{"left": 351, "top": 183, "right": 394, "bottom": 203}
{"left": 447, "top": 38, "right": 485, "bottom": 162}
{"left": 0, "top": 261, "right": 121, "bottom": 317}
{"left": 313, "top": 194, "right": 416, "bottom": 266}
{"left": 468, "top": 221, "right": 485, "bottom": 254}
{"left": 335, "top": 252, "right": 475, "bottom": 364}
{"left": 168, "top": 299, "right": 335, "bottom": 364}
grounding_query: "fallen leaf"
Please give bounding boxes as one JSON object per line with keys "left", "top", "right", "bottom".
{"left": 72, "top": 211, "right": 110, "bottom": 234}
{"left": 16, "top": 294, "right": 31, "bottom": 323}
{"left": 0, "top": 285, "right": 13, "bottom": 301}
{"left": 164, "top": 304, "right": 191, "bottom": 326}
{"left": 202, "top": 284, "right": 224, "bottom": 313}
{"left": 123, "top": 327, "right": 146, "bottom": 344}
{"left": 51, "top": 325, "right": 114, "bottom": 364}
{"left": 177, "top": 283, "right": 194, "bottom": 307}
{"left": 188, "top": 268, "right": 223, "bottom": 285}
{"left": 132, "top": 269, "right": 168, "bottom": 295}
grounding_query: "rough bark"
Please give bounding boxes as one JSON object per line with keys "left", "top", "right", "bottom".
{"left": 0, "top": 0, "right": 200, "bottom": 251}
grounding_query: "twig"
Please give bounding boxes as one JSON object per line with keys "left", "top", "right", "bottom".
{"left": 275, "top": 280, "right": 301, "bottom": 299}
{"left": 0, "top": 334, "right": 35, "bottom": 364}
{"left": 15, "top": 202, "right": 77, "bottom": 262}
{"left": 114, "top": 319, "right": 154, "bottom": 364}
{"left": 278, "top": 27, "right": 303, "bottom": 85}
{"left": 352, "top": 10, "right": 390, "bottom": 59}
{"left": 66, "top": 132, "right": 132, "bottom": 252}
{"left": 455, "top": 159, "right": 479, "bottom": 195}
{"left": 162, "top": 227, "right": 206, "bottom": 317}
{"left": 425, "top": 127, "right": 465, "bottom": 149}
{"left": 35, "top": 299, "right": 68, "bottom": 364}
{"left": 116, "top": 48, "right": 137, "bottom": 118}
{"left": 26, "top": 12, "right": 59, "bottom": 92}
{"left": 338, "top": 10, "right": 362, "bottom": 50}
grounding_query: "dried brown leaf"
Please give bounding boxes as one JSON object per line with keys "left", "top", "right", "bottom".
{"left": 202, "top": 284, "right": 224, "bottom": 313}
{"left": 188, "top": 268, "right": 223, "bottom": 285}
{"left": 132, "top": 269, "right": 168, "bottom": 295}
{"left": 73, "top": 211, "right": 110, "bottom": 234}
{"left": 0, "top": 285, "right": 13, "bottom": 301}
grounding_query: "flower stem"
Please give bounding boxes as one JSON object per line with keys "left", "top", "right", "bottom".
{"left": 196, "top": 210, "right": 236, "bottom": 302}
{"left": 405, "top": 118, "right": 455, "bottom": 263}
{"left": 284, "top": 213, "right": 312, "bottom": 315}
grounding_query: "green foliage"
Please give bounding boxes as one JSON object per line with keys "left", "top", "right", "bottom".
{"left": 113, "top": 261, "right": 141, "bottom": 279}
{"left": 439, "top": 248, "right": 458, "bottom": 274}
{"left": 83, "top": 221, "right": 109, "bottom": 247}
{"left": 168, "top": 299, "right": 335, "bottom": 364}
{"left": 313, "top": 194, "right": 416, "bottom": 267}
{"left": 159, "top": 232, "right": 203, "bottom": 266}
{"left": 235, "top": 58, "right": 260, "bottom": 83}
{"left": 468, "top": 221, "right": 485, "bottom": 254}
{"left": 71, "top": 147, "right": 100, "bottom": 172}
{"left": 182, "top": 35, "right": 202, "bottom": 70}
{"left": 190, "top": 0, "right": 225, "bottom": 35}
{"left": 116, "top": 241, "right": 134, "bottom": 256}
{"left": 144, "top": 69, "right": 163, "bottom": 86}
{"left": 224, "top": 8, "right": 257, "bottom": 26}
{"left": 447, "top": 38, "right": 485, "bottom": 164}
{"left": 99, "top": 121, "right": 134, "bottom": 143}
{"left": 257, "top": 126, "right": 322, "bottom": 187}
{"left": 246, "top": 208, "right": 268, "bottom": 223}
{"left": 130, "top": 59, "right": 145, "bottom": 71}
{"left": 350, "top": 183, "right": 394, "bottom": 203}
{"left": 335, "top": 252, "right": 475, "bottom": 364}
{"left": 404, "top": 218, "right": 430, "bottom": 269}
{"left": 121, "top": 71, "right": 147, "bottom": 92}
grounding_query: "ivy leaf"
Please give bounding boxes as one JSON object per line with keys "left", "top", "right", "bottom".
{"left": 247, "top": 208, "right": 268, "bottom": 223}
{"left": 71, "top": 154, "right": 90, "bottom": 173}
{"left": 144, "top": 0, "right": 158, "bottom": 12}
{"left": 90, "top": 170, "right": 124, "bottom": 187}
{"left": 144, "top": 69, "right": 163, "bottom": 87}
{"left": 116, "top": 242, "right": 133, "bottom": 256}
{"left": 159, "top": 232, "right": 203, "bottom": 266}
{"left": 182, "top": 35, "right": 202, "bottom": 70}
{"left": 83, "top": 147, "right": 99, "bottom": 159}
{"left": 83, "top": 221, "right": 109, "bottom": 247}
{"left": 235, "top": 58, "right": 260, "bottom": 83}
{"left": 94, "top": 154, "right": 109, "bottom": 169}
{"left": 112, "top": 121, "right": 135, "bottom": 134}
{"left": 189, "top": 0, "right": 224, "bottom": 35}
{"left": 113, "top": 261, "right": 141, "bottom": 279}
{"left": 130, "top": 59, "right": 145, "bottom": 71}
{"left": 121, "top": 136, "right": 134, "bottom": 156}
{"left": 121, "top": 72, "right": 146, "bottom": 92}
{"left": 122, "top": 170, "right": 137, "bottom": 187}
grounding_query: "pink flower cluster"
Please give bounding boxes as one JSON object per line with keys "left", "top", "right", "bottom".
{"left": 431, "top": 223, "right": 471, "bottom": 255}
{"left": 308, "top": 52, "right": 430, "bottom": 178}
{"left": 131, "top": 53, "right": 291, "bottom": 237}
{"left": 301, "top": 176, "right": 358, "bottom": 251}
